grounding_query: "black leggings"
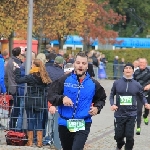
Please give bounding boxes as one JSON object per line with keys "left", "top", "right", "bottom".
{"left": 137, "top": 95, "right": 150, "bottom": 128}
{"left": 58, "top": 123, "right": 91, "bottom": 150}
{"left": 114, "top": 116, "right": 136, "bottom": 150}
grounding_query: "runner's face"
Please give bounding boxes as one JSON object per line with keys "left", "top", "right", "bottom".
{"left": 74, "top": 56, "right": 88, "bottom": 77}
{"left": 123, "top": 66, "right": 134, "bottom": 77}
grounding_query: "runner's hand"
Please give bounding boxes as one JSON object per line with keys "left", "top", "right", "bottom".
{"left": 111, "top": 105, "right": 118, "bottom": 111}
{"left": 145, "top": 103, "right": 150, "bottom": 109}
{"left": 88, "top": 106, "right": 98, "bottom": 116}
{"left": 144, "top": 85, "right": 150, "bottom": 91}
{"left": 49, "top": 106, "right": 57, "bottom": 114}
{"left": 63, "top": 96, "right": 73, "bottom": 106}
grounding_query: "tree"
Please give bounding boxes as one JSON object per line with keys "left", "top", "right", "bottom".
{"left": 0, "top": 0, "right": 28, "bottom": 38}
{"left": 109, "top": 0, "right": 150, "bottom": 37}
{"left": 80, "top": 0, "right": 124, "bottom": 50}
{"left": 34, "top": 0, "right": 123, "bottom": 49}
{"left": 33, "top": 0, "right": 87, "bottom": 49}
{"left": 0, "top": 0, "right": 28, "bottom": 53}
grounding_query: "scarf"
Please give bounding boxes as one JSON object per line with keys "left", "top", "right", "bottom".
{"left": 29, "top": 67, "right": 40, "bottom": 74}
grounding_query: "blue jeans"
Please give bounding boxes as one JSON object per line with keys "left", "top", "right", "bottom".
{"left": 9, "top": 94, "right": 20, "bottom": 130}
{"left": 16, "top": 97, "right": 24, "bottom": 131}
{"left": 26, "top": 109, "right": 43, "bottom": 131}
{"left": 113, "top": 68, "right": 118, "bottom": 79}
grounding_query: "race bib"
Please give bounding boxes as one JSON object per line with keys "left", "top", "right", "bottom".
{"left": 120, "top": 96, "right": 132, "bottom": 105}
{"left": 67, "top": 119, "right": 85, "bottom": 132}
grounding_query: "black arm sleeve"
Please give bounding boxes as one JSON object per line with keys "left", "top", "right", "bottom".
{"left": 91, "top": 66, "right": 95, "bottom": 77}
{"left": 92, "top": 79, "right": 107, "bottom": 114}
{"left": 47, "top": 73, "right": 70, "bottom": 106}
{"left": 15, "top": 68, "right": 32, "bottom": 84}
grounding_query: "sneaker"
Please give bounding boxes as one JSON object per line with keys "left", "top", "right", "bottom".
{"left": 143, "top": 117, "right": 149, "bottom": 125}
{"left": 136, "top": 128, "right": 141, "bottom": 135}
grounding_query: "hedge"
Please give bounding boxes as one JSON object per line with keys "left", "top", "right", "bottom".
{"left": 98, "top": 49, "right": 150, "bottom": 64}
{"left": 66, "top": 48, "right": 150, "bottom": 64}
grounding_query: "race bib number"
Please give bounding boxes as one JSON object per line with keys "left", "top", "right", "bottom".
{"left": 67, "top": 119, "right": 85, "bottom": 132}
{"left": 120, "top": 96, "right": 132, "bottom": 105}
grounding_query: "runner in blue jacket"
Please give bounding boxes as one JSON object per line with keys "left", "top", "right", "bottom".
{"left": 48, "top": 52, "right": 106, "bottom": 150}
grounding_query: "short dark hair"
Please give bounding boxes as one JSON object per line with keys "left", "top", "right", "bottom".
{"left": 12, "top": 47, "right": 21, "bottom": 56}
{"left": 45, "top": 53, "right": 57, "bottom": 61}
{"left": 75, "top": 52, "right": 88, "bottom": 60}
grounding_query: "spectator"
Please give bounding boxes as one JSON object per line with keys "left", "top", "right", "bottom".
{"left": 133, "top": 60, "right": 139, "bottom": 72}
{"left": 98, "top": 59, "right": 106, "bottom": 79}
{"left": 57, "top": 49, "right": 64, "bottom": 57}
{"left": 4, "top": 58, "right": 9, "bottom": 91}
{"left": 43, "top": 44, "right": 51, "bottom": 54}
{"left": 1, "top": 50, "right": 9, "bottom": 61}
{"left": 113, "top": 56, "right": 119, "bottom": 80}
{"left": 67, "top": 54, "right": 74, "bottom": 64}
{"left": 6, "top": 47, "right": 22, "bottom": 130}
{"left": 119, "top": 58, "right": 125, "bottom": 78}
{"left": 45, "top": 53, "right": 57, "bottom": 67}
{"left": 24, "top": 48, "right": 36, "bottom": 60}
{"left": 89, "top": 50, "right": 99, "bottom": 67}
{"left": 14, "top": 59, "right": 52, "bottom": 148}
{"left": 0, "top": 53, "right": 6, "bottom": 94}
{"left": 44, "top": 56, "right": 65, "bottom": 148}
{"left": 46, "top": 56, "right": 64, "bottom": 81}
{"left": 100, "top": 54, "right": 108, "bottom": 69}
{"left": 36, "top": 53, "right": 47, "bottom": 65}
{"left": 87, "top": 58, "right": 95, "bottom": 78}
{"left": 16, "top": 54, "right": 26, "bottom": 131}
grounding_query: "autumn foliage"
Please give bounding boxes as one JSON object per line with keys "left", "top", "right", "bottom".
{"left": 0, "top": 0, "right": 28, "bottom": 38}
{"left": 0, "top": 0, "right": 124, "bottom": 48}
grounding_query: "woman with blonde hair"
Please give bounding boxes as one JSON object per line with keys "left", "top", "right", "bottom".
{"left": 14, "top": 59, "right": 51, "bottom": 148}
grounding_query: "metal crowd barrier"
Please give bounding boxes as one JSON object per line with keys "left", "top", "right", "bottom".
{"left": 0, "top": 85, "right": 61, "bottom": 149}
{"left": 93, "top": 63, "right": 126, "bottom": 80}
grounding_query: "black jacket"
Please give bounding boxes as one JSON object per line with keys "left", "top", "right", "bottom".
{"left": 90, "top": 56, "right": 98, "bottom": 67}
{"left": 87, "top": 63, "right": 95, "bottom": 77}
{"left": 109, "top": 77, "right": 147, "bottom": 117}
{"left": 45, "top": 60, "right": 54, "bottom": 67}
{"left": 15, "top": 68, "right": 47, "bottom": 110}
{"left": 134, "top": 67, "right": 150, "bottom": 96}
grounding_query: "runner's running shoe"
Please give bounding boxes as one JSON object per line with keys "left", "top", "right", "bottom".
{"left": 143, "top": 117, "right": 149, "bottom": 125}
{"left": 136, "top": 128, "right": 141, "bottom": 135}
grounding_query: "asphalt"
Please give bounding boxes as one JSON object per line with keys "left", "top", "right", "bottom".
{"left": 0, "top": 80, "right": 150, "bottom": 150}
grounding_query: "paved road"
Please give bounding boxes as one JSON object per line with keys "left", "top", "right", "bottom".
{"left": 0, "top": 80, "right": 150, "bottom": 150}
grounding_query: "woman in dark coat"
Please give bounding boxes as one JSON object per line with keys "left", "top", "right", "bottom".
{"left": 14, "top": 59, "right": 51, "bottom": 147}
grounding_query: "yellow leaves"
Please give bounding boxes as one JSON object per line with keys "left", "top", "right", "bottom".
{"left": 33, "top": 0, "right": 91, "bottom": 38}
{"left": 0, "top": 0, "right": 28, "bottom": 38}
